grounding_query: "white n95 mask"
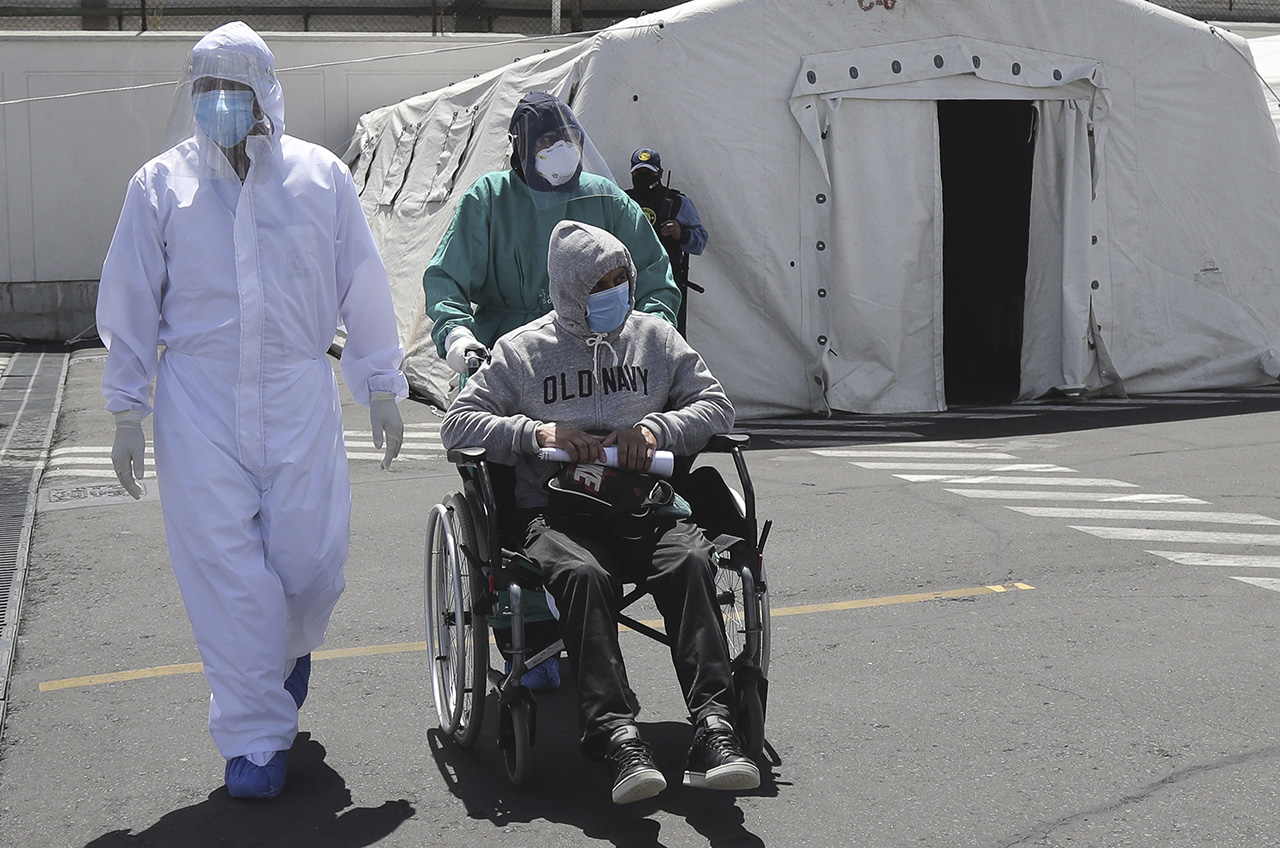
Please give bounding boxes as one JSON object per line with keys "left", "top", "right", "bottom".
{"left": 534, "top": 140, "right": 581, "bottom": 187}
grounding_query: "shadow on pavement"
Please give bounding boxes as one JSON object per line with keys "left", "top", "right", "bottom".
{"left": 730, "top": 386, "right": 1280, "bottom": 449}
{"left": 83, "top": 733, "right": 414, "bottom": 848}
{"left": 427, "top": 680, "right": 782, "bottom": 848}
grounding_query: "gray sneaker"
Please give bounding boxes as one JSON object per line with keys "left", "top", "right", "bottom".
{"left": 605, "top": 724, "right": 667, "bottom": 804}
{"left": 683, "top": 716, "right": 760, "bottom": 791}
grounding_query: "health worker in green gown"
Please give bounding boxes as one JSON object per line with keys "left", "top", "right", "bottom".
{"left": 424, "top": 91, "right": 681, "bottom": 374}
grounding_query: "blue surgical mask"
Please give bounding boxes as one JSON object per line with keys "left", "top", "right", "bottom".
{"left": 586, "top": 284, "right": 631, "bottom": 333}
{"left": 192, "top": 89, "right": 258, "bottom": 148}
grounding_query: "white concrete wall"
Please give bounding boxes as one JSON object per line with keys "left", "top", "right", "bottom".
{"left": 0, "top": 31, "right": 583, "bottom": 289}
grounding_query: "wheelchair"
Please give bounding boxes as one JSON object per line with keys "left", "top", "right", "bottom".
{"left": 423, "top": 434, "right": 772, "bottom": 785}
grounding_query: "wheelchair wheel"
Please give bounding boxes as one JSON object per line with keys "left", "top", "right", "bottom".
{"left": 758, "top": 565, "right": 772, "bottom": 678}
{"left": 715, "top": 562, "right": 770, "bottom": 676}
{"left": 424, "top": 492, "right": 488, "bottom": 748}
{"left": 501, "top": 699, "right": 532, "bottom": 786}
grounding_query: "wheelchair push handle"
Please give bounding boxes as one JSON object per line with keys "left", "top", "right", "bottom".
{"left": 705, "top": 433, "right": 750, "bottom": 452}
{"left": 465, "top": 347, "right": 491, "bottom": 376}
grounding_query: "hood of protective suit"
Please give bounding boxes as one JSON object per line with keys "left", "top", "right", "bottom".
{"left": 548, "top": 220, "right": 637, "bottom": 336}
{"left": 508, "top": 91, "right": 584, "bottom": 193}
{"left": 189, "top": 21, "right": 285, "bottom": 143}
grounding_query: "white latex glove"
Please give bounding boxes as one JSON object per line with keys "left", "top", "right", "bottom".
{"left": 369, "top": 391, "right": 404, "bottom": 470}
{"left": 444, "top": 326, "right": 489, "bottom": 375}
{"left": 111, "top": 410, "right": 145, "bottom": 499}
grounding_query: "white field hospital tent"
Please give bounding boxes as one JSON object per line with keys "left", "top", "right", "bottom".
{"left": 1246, "top": 33, "right": 1280, "bottom": 134}
{"left": 348, "top": 0, "right": 1280, "bottom": 417}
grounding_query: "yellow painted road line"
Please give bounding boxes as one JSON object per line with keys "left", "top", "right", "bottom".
{"left": 40, "top": 661, "right": 205, "bottom": 691}
{"left": 39, "top": 584, "right": 1033, "bottom": 693}
{"left": 38, "top": 642, "right": 428, "bottom": 693}
{"left": 770, "top": 582, "right": 1035, "bottom": 617}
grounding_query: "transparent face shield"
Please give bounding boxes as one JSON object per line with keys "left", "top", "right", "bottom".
{"left": 160, "top": 23, "right": 283, "bottom": 182}
{"left": 509, "top": 97, "right": 619, "bottom": 210}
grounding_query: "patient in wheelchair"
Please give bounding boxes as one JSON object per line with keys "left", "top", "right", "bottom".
{"left": 440, "top": 220, "right": 760, "bottom": 803}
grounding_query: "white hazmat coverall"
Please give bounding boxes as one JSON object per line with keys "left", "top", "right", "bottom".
{"left": 97, "top": 22, "right": 408, "bottom": 760}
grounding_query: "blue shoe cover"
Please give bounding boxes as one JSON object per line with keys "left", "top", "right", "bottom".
{"left": 284, "top": 654, "right": 311, "bottom": 709}
{"left": 522, "top": 658, "right": 560, "bottom": 692}
{"left": 225, "top": 751, "right": 287, "bottom": 799}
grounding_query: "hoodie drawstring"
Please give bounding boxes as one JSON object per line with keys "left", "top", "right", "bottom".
{"left": 586, "top": 332, "right": 619, "bottom": 375}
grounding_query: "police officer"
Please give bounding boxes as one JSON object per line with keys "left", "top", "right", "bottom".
{"left": 624, "top": 148, "right": 708, "bottom": 337}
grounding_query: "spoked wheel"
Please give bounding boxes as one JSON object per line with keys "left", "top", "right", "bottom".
{"left": 500, "top": 699, "right": 533, "bottom": 786}
{"left": 424, "top": 492, "right": 488, "bottom": 748}
{"left": 715, "top": 561, "right": 770, "bottom": 677}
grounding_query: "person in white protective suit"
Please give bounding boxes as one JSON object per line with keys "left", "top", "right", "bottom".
{"left": 96, "top": 21, "right": 408, "bottom": 800}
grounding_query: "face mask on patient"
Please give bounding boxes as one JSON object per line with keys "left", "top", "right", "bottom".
{"left": 586, "top": 283, "right": 630, "bottom": 333}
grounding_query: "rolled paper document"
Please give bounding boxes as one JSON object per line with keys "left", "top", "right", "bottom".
{"left": 539, "top": 446, "right": 675, "bottom": 478}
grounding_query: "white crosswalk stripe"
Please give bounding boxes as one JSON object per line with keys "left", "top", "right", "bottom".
{"left": 1007, "top": 507, "right": 1280, "bottom": 525}
{"left": 43, "top": 469, "right": 122, "bottom": 480}
{"left": 947, "top": 489, "right": 1207, "bottom": 504}
{"left": 39, "top": 428, "right": 444, "bottom": 485}
{"left": 856, "top": 462, "right": 1075, "bottom": 472}
{"left": 1148, "top": 552, "right": 1280, "bottom": 568}
{"left": 1230, "top": 576, "right": 1280, "bottom": 592}
{"left": 1070, "top": 526, "right": 1280, "bottom": 545}
{"left": 895, "top": 474, "right": 1137, "bottom": 486}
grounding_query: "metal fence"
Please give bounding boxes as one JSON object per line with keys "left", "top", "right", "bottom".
{"left": 1156, "top": 0, "right": 1280, "bottom": 20}
{"left": 0, "top": 0, "right": 682, "bottom": 33}
{"left": 2, "top": 0, "right": 1278, "bottom": 34}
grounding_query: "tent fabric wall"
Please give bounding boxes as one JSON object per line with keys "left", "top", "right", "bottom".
{"left": 820, "top": 99, "right": 944, "bottom": 414}
{"left": 1022, "top": 99, "right": 1104, "bottom": 399}
{"left": 350, "top": 0, "right": 1280, "bottom": 417}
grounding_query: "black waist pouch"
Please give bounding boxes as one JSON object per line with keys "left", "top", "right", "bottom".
{"left": 544, "top": 462, "right": 676, "bottom": 540}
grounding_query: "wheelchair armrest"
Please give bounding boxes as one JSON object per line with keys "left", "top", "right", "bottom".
{"left": 704, "top": 433, "right": 750, "bottom": 452}
{"left": 447, "top": 446, "right": 488, "bottom": 467}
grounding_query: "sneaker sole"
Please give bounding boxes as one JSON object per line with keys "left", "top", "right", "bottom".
{"left": 613, "top": 769, "right": 667, "bottom": 804}
{"left": 683, "top": 761, "right": 760, "bottom": 791}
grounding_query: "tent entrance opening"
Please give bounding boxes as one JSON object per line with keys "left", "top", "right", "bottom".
{"left": 938, "top": 99, "right": 1035, "bottom": 405}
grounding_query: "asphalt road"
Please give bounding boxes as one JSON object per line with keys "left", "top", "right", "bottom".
{"left": 3, "top": 350, "right": 1280, "bottom": 847}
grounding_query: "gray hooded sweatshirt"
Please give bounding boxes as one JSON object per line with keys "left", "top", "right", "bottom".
{"left": 441, "top": 220, "right": 735, "bottom": 509}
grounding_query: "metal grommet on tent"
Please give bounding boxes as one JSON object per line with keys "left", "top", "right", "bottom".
{"left": 934, "top": 55, "right": 944, "bottom": 69}
{"left": 816, "top": 193, "right": 826, "bottom": 203}
{"left": 1092, "top": 235, "right": 1098, "bottom": 245}
{"left": 972, "top": 56, "right": 981, "bottom": 69}
{"left": 816, "top": 241, "right": 826, "bottom": 251}
{"left": 891, "top": 60, "right": 902, "bottom": 74}
{"left": 817, "top": 335, "right": 828, "bottom": 345}
{"left": 1054, "top": 69, "right": 1063, "bottom": 81}
{"left": 1012, "top": 62, "right": 1022, "bottom": 76}
{"left": 849, "top": 66, "right": 859, "bottom": 79}
{"left": 818, "top": 288, "right": 827, "bottom": 298}
{"left": 1091, "top": 280, "right": 1100, "bottom": 290}
{"left": 807, "top": 70, "right": 817, "bottom": 84}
